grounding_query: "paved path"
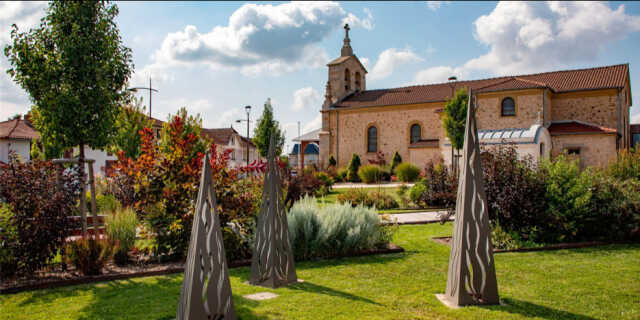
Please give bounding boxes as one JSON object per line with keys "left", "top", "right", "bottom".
{"left": 334, "top": 182, "right": 415, "bottom": 189}
{"left": 384, "top": 211, "right": 454, "bottom": 225}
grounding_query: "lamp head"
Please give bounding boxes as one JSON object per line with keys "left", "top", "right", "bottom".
{"left": 245, "top": 105, "right": 251, "bottom": 113}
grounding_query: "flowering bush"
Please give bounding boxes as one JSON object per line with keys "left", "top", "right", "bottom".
{"left": 337, "top": 188, "right": 398, "bottom": 210}
{"left": 0, "top": 156, "right": 79, "bottom": 276}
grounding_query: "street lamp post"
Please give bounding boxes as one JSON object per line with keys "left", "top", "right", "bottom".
{"left": 235, "top": 105, "right": 252, "bottom": 167}
{"left": 128, "top": 77, "right": 158, "bottom": 118}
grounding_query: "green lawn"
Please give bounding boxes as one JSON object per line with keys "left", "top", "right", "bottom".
{"left": 2, "top": 223, "right": 639, "bottom": 319}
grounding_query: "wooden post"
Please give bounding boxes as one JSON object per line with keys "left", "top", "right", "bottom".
{"left": 87, "top": 160, "right": 99, "bottom": 237}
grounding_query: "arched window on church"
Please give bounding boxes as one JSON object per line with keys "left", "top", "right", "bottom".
{"left": 355, "top": 72, "right": 361, "bottom": 91}
{"left": 344, "top": 68, "right": 351, "bottom": 91}
{"left": 367, "top": 125, "right": 377, "bottom": 152}
{"left": 410, "top": 123, "right": 421, "bottom": 144}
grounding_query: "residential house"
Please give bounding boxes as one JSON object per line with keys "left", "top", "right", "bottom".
{"left": 201, "top": 127, "right": 259, "bottom": 168}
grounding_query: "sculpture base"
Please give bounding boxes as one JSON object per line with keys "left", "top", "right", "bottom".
{"left": 435, "top": 294, "right": 504, "bottom": 309}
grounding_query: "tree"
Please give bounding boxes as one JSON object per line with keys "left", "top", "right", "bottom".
{"left": 30, "top": 138, "right": 44, "bottom": 161}
{"left": 109, "top": 97, "right": 153, "bottom": 159}
{"left": 5, "top": 1, "right": 133, "bottom": 235}
{"left": 347, "top": 153, "right": 361, "bottom": 182}
{"left": 8, "top": 114, "right": 21, "bottom": 121}
{"left": 253, "top": 98, "right": 285, "bottom": 157}
{"left": 442, "top": 88, "right": 468, "bottom": 174}
{"left": 391, "top": 151, "right": 402, "bottom": 172}
{"left": 328, "top": 155, "right": 337, "bottom": 167}
{"left": 28, "top": 107, "right": 64, "bottom": 159}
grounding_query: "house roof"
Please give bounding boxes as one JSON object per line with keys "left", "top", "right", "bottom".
{"left": 548, "top": 120, "right": 617, "bottom": 135}
{"left": 292, "top": 128, "right": 321, "bottom": 142}
{"left": 201, "top": 127, "right": 255, "bottom": 147}
{"left": 333, "top": 64, "right": 629, "bottom": 109}
{"left": 290, "top": 143, "right": 319, "bottom": 155}
{"left": 0, "top": 119, "right": 39, "bottom": 140}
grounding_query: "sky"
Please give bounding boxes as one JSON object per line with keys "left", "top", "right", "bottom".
{"left": 2, "top": 1, "right": 640, "bottom": 154}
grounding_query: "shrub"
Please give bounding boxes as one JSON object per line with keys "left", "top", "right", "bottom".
{"left": 358, "top": 165, "right": 382, "bottom": 183}
{"left": 367, "top": 151, "right": 386, "bottom": 165}
{"left": 347, "top": 154, "right": 361, "bottom": 182}
{"left": 288, "top": 196, "right": 394, "bottom": 260}
{"left": 336, "top": 167, "right": 348, "bottom": 182}
{"left": 0, "top": 204, "right": 18, "bottom": 278}
{"left": 607, "top": 148, "right": 640, "bottom": 181}
{"left": 0, "top": 156, "right": 79, "bottom": 275}
{"left": 328, "top": 155, "right": 337, "bottom": 167}
{"left": 395, "top": 163, "right": 421, "bottom": 182}
{"left": 65, "top": 238, "right": 114, "bottom": 275}
{"left": 414, "top": 160, "right": 457, "bottom": 208}
{"left": 314, "top": 171, "right": 335, "bottom": 188}
{"left": 86, "top": 193, "right": 122, "bottom": 213}
{"left": 390, "top": 152, "right": 402, "bottom": 172}
{"left": 337, "top": 188, "right": 398, "bottom": 209}
{"left": 409, "top": 180, "right": 428, "bottom": 206}
{"left": 285, "top": 170, "right": 327, "bottom": 208}
{"left": 105, "top": 208, "right": 138, "bottom": 265}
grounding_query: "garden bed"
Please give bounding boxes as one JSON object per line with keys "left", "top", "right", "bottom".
{"left": 1, "top": 243, "right": 403, "bottom": 294}
{"left": 431, "top": 236, "right": 635, "bottom": 253}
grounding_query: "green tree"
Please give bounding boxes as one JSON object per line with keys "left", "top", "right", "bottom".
{"left": 159, "top": 107, "right": 208, "bottom": 160}
{"left": 109, "top": 97, "right": 153, "bottom": 159}
{"left": 390, "top": 151, "right": 402, "bottom": 171}
{"left": 347, "top": 153, "right": 361, "bottom": 182}
{"left": 30, "top": 138, "right": 44, "bottom": 161}
{"left": 328, "top": 155, "right": 337, "bottom": 167}
{"left": 442, "top": 88, "right": 468, "bottom": 173}
{"left": 253, "top": 98, "right": 285, "bottom": 157}
{"left": 5, "top": 1, "right": 133, "bottom": 233}
{"left": 28, "top": 107, "right": 64, "bottom": 159}
{"left": 8, "top": 114, "right": 20, "bottom": 121}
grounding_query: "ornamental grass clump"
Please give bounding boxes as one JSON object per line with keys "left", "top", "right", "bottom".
{"left": 65, "top": 238, "right": 114, "bottom": 275}
{"left": 105, "top": 208, "right": 138, "bottom": 265}
{"left": 288, "top": 196, "right": 394, "bottom": 260}
{"left": 358, "top": 164, "right": 382, "bottom": 183}
{"left": 395, "top": 163, "right": 421, "bottom": 182}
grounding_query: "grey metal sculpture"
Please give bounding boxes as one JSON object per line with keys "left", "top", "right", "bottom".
{"left": 177, "top": 152, "right": 237, "bottom": 320}
{"left": 250, "top": 134, "right": 298, "bottom": 288}
{"left": 440, "top": 89, "right": 499, "bottom": 307}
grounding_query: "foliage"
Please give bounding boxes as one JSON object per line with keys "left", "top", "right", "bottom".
{"left": 347, "top": 153, "right": 362, "bottom": 182}
{"left": 0, "top": 156, "right": 79, "bottom": 275}
{"left": 358, "top": 164, "right": 382, "bottom": 183}
{"left": 607, "top": 148, "right": 640, "bottom": 181}
{"left": 27, "top": 108, "right": 64, "bottom": 159}
{"left": 395, "top": 163, "right": 421, "bottom": 182}
{"left": 481, "top": 144, "right": 547, "bottom": 242}
{"left": 288, "top": 196, "right": 395, "bottom": 260}
{"left": 109, "top": 97, "right": 153, "bottom": 159}
{"left": 64, "top": 238, "right": 114, "bottom": 275}
{"left": 314, "top": 171, "right": 335, "bottom": 189}
{"left": 412, "top": 159, "right": 457, "bottom": 208}
{"left": 105, "top": 208, "right": 138, "bottom": 265}
{"left": 5, "top": 0, "right": 133, "bottom": 155}
{"left": 390, "top": 151, "right": 402, "bottom": 172}
{"left": 367, "top": 151, "right": 386, "bottom": 165}
{"left": 336, "top": 167, "right": 348, "bottom": 182}
{"left": 285, "top": 170, "right": 330, "bottom": 208}
{"left": 337, "top": 188, "right": 398, "bottom": 210}
{"left": 86, "top": 193, "right": 122, "bottom": 214}
{"left": 395, "top": 185, "right": 410, "bottom": 208}
{"left": 328, "top": 155, "right": 337, "bottom": 167}
{"left": 0, "top": 204, "right": 18, "bottom": 278}
{"left": 253, "top": 98, "right": 285, "bottom": 157}
{"left": 442, "top": 88, "right": 468, "bottom": 151}
{"left": 29, "top": 138, "right": 44, "bottom": 161}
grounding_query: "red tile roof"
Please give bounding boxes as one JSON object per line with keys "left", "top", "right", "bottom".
{"left": 548, "top": 121, "right": 617, "bottom": 135}
{"left": 201, "top": 127, "right": 255, "bottom": 147}
{"left": 0, "top": 119, "right": 39, "bottom": 140}
{"left": 334, "top": 64, "right": 629, "bottom": 109}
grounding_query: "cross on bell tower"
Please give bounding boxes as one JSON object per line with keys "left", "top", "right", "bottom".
{"left": 341, "top": 23, "right": 353, "bottom": 57}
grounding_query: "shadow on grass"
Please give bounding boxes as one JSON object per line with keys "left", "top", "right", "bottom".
{"left": 482, "top": 297, "right": 598, "bottom": 320}
{"left": 293, "top": 250, "right": 411, "bottom": 271}
{"left": 288, "top": 280, "right": 382, "bottom": 306}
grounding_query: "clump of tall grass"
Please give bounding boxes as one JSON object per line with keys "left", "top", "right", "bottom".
{"left": 288, "top": 195, "right": 395, "bottom": 260}
{"left": 105, "top": 208, "right": 138, "bottom": 265}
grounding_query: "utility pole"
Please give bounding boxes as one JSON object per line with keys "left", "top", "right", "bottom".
{"left": 128, "top": 76, "right": 158, "bottom": 118}
{"left": 298, "top": 121, "right": 301, "bottom": 170}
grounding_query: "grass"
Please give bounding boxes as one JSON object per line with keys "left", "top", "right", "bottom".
{"left": 2, "top": 223, "right": 639, "bottom": 319}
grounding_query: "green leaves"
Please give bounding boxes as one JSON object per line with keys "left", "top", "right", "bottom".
{"left": 442, "top": 88, "right": 468, "bottom": 151}
{"left": 109, "top": 97, "right": 153, "bottom": 159}
{"left": 253, "top": 98, "right": 285, "bottom": 157}
{"left": 4, "top": 1, "right": 133, "bottom": 151}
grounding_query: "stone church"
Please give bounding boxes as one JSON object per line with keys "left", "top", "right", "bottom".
{"left": 319, "top": 25, "right": 633, "bottom": 168}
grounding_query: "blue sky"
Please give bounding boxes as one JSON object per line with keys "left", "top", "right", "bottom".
{"left": 2, "top": 1, "right": 640, "bottom": 153}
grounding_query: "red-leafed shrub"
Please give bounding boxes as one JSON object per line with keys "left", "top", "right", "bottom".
{"left": 0, "top": 155, "right": 79, "bottom": 276}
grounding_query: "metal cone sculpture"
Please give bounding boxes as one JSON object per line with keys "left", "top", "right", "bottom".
{"left": 439, "top": 89, "right": 499, "bottom": 307}
{"left": 177, "top": 152, "right": 236, "bottom": 320}
{"left": 250, "top": 134, "right": 298, "bottom": 288}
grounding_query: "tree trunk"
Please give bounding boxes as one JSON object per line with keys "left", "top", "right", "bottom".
{"left": 78, "top": 143, "right": 88, "bottom": 238}
{"left": 88, "top": 161, "right": 99, "bottom": 238}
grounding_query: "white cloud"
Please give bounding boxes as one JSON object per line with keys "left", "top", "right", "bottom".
{"left": 631, "top": 109, "right": 640, "bottom": 124}
{"left": 426, "top": 1, "right": 450, "bottom": 12}
{"left": 412, "top": 2, "right": 640, "bottom": 83}
{"left": 370, "top": 48, "right": 422, "bottom": 80}
{"left": 343, "top": 8, "right": 374, "bottom": 30}
{"left": 303, "top": 113, "right": 322, "bottom": 133}
{"left": 291, "top": 87, "right": 322, "bottom": 111}
{"left": 146, "top": 1, "right": 372, "bottom": 77}
{"left": 359, "top": 57, "right": 370, "bottom": 70}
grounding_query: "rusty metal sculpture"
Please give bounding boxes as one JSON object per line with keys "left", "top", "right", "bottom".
{"left": 438, "top": 89, "right": 500, "bottom": 307}
{"left": 177, "top": 152, "right": 236, "bottom": 320}
{"left": 250, "top": 134, "right": 298, "bottom": 288}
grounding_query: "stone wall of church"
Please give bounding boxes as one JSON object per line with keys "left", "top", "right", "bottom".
{"left": 550, "top": 133, "right": 617, "bottom": 168}
{"left": 476, "top": 90, "right": 543, "bottom": 130}
{"left": 550, "top": 89, "right": 619, "bottom": 129}
{"left": 332, "top": 102, "right": 445, "bottom": 167}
